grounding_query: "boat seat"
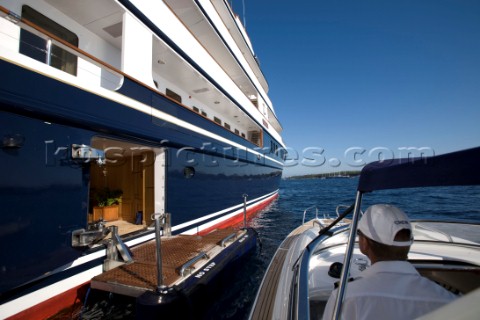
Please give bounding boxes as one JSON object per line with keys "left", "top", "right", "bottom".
{"left": 414, "top": 263, "right": 480, "bottom": 295}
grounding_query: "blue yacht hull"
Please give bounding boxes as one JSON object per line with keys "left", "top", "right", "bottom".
{"left": 0, "top": 57, "right": 282, "bottom": 318}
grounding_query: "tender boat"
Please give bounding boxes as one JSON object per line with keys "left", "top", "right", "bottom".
{"left": 249, "top": 147, "right": 480, "bottom": 320}
{"left": 0, "top": 0, "right": 284, "bottom": 318}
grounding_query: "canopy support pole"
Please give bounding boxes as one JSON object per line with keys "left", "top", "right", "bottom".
{"left": 332, "top": 190, "right": 363, "bottom": 320}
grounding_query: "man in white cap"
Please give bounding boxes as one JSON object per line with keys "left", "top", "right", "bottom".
{"left": 322, "top": 204, "right": 457, "bottom": 320}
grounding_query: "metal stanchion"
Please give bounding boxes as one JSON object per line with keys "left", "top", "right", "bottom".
{"left": 243, "top": 194, "right": 248, "bottom": 229}
{"left": 153, "top": 212, "right": 166, "bottom": 293}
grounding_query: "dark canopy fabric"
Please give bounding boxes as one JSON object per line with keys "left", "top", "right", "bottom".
{"left": 358, "top": 147, "right": 480, "bottom": 192}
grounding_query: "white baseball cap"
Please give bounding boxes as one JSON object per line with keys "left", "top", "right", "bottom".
{"left": 357, "top": 204, "right": 413, "bottom": 246}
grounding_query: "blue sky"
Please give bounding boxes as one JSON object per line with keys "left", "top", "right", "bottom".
{"left": 232, "top": 0, "right": 480, "bottom": 177}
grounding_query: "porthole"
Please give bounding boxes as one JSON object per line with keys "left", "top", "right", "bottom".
{"left": 183, "top": 166, "right": 195, "bottom": 179}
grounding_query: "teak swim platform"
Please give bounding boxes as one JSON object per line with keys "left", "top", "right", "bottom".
{"left": 90, "top": 224, "right": 257, "bottom": 317}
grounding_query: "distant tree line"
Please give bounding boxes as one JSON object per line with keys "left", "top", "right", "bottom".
{"left": 285, "top": 171, "right": 361, "bottom": 180}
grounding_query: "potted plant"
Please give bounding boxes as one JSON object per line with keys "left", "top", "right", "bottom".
{"left": 92, "top": 188, "right": 123, "bottom": 221}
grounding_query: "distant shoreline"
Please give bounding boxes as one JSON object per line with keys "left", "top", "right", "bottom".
{"left": 284, "top": 171, "right": 361, "bottom": 180}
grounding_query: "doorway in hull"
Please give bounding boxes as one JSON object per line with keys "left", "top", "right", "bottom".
{"left": 89, "top": 137, "right": 165, "bottom": 236}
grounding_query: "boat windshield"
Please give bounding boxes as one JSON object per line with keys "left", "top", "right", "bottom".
{"left": 412, "top": 221, "right": 480, "bottom": 245}
{"left": 312, "top": 221, "right": 480, "bottom": 255}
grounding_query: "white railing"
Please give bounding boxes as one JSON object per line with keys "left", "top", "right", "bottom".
{"left": 0, "top": 8, "right": 123, "bottom": 92}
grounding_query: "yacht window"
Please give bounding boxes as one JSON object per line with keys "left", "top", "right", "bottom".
{"left": 193, "top": 106, "right": 200, "bottom": 113}
{"left": 224, "top": 122, "right": 231, "bottom": 130}
{"left": 166, "top": 89, "right": 182, "bottom": 103}
{"left": 214, "top": 117, "right": 222, "bottom": 125}
{"left": 248, "top": 131, "right": 261, "bottom": 146}
{"left": 20, "top": 5, "right": 78, "bottom": 76}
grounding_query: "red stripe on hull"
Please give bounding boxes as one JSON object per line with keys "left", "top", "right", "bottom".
{"left": 6, "top": 283, "right": 89, "bottom": 320}
{"left": 198, "top": 192, "right": 279, "bottom": 235}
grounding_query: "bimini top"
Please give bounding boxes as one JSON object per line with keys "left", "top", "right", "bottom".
{"left": 358, "top": 146, "right": 480, "bottom": 193}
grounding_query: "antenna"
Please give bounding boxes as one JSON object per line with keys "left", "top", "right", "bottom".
{"left": 242, "top": 0, "right": 246, "bottom": 28}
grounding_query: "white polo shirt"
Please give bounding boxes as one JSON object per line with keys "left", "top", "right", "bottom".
{"left": 322, "top": 261, "right": 457, "bottom": 320}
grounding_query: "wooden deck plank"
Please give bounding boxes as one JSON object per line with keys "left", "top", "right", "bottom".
{"left": 250, "top": 235, "right": 298, "bottom": 319}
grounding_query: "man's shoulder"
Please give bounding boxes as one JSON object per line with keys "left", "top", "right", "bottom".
{"left": 414, "top": 276, "right": 458, "bottom": 299}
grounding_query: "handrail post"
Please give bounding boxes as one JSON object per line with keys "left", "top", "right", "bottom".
{"left": 46, "top": 39, "right": 52, "bottom": 66}
{"left": 302, "top": 205, "right": 318, "bottom": 224}
{"left": 153, "top": 212, "right": 165, "bottom": 293}
{"left": 243, "top": 194, "right": 248, "bottom": 229}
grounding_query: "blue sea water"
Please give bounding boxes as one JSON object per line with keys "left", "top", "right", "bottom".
{"left": 82, "top": 177, "right": 480, "bottom": 319}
